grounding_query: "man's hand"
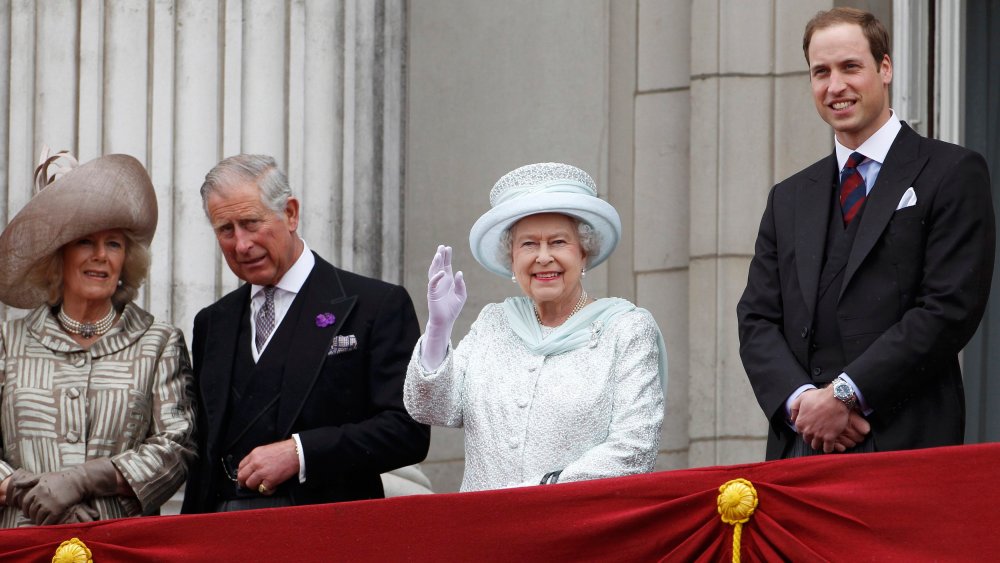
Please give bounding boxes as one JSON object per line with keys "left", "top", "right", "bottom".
{"left": 832, "top": 411, "right": 871, "bottom": 452}
{"left": 237, "top": 439, "right": 300, "bottom": 495}
{"left": 791, "top": 387, "right": 850, "bottom": 453}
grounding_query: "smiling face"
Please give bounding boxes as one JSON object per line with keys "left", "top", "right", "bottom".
{"left": 206, "top": 181, "right": 303, "bottom": 286}
{"left": 510, "top": 213, "right": 587, "bottom": 308}
{"left": 808, "top": 23, "right": 892, "bottom": 149}
{"left": 61, "top": 229, "right": 126, "bottom": 306}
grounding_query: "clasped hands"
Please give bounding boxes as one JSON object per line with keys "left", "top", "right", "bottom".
{"left": 790, "top": 385, "right": 871, "bottom": 453}
{"left": 0, "top": 459, "right": 120, "bottom": 525}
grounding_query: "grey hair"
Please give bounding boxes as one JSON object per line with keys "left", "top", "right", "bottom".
{"left": 199, "top": 154, "right": 292, "bottom": 215}
{"left": 497, "top": 216, "right": 602, "bottom": 271}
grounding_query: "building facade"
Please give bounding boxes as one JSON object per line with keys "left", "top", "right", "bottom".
{"left": 0, "top": 0, "right": 996, "bottom": 500}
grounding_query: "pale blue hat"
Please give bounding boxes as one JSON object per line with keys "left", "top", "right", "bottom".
{"left": 469, "top": 162, "right": 622, "bottom": 277}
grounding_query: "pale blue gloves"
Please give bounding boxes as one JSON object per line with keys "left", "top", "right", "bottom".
{"left": 421, "top": 245, "right": 467, "bottom": 371}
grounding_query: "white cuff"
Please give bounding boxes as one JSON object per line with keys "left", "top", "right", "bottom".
{"left": 292, "top": 433, "right": 306, "bottom": 484}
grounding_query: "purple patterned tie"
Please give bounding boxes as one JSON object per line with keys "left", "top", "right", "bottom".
{"left": 840, "top": 152, "right": 868, "bottom": 226}
{"left": 255, "top": 286, "right": 276, "bottom": 353}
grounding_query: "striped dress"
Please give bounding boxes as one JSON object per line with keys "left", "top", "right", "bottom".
{"left": 0, "top": 302, "right": 196, "bottom": 527}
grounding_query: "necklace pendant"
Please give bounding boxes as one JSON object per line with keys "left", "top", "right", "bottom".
{"left": 81, "top": 323, "right": 96, "bottom": 339}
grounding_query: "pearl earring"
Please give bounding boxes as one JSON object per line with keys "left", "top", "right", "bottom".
{"left": 581, "top": 268, "right": 586, "bottom": 278}
{"left": 511, "top": 274, "right": 517, "bottom": 283}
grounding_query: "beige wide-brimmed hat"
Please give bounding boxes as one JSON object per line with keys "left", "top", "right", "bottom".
{"left": 0, "top": 150, "right": 158, "bottom": 309}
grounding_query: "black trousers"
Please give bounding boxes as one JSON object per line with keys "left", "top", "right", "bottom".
{"left": 214, "top": 496, "right": 294, "bottom": 512}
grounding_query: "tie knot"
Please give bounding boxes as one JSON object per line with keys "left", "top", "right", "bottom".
{"left": 846, "top": 152, "right": 866, "bottom": 170}
{"left": 263, "top": 286, "right": 276, "bottom": 298}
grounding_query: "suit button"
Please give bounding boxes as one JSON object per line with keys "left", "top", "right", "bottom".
{"left": 66, "top": 431, "right": 79, "bottom": 443}
{"left": 528, "top": 367, "right": 537, "bottom": 373}
{"left": 801, "top": 327, "right": 810, "bottom": 339}
{"left": 517, "top": 397, "right": 529, "bottom": 408}
{"left": 509, "top": 438, "right": 519, "bottom": 449}
{"left": 813, "top": 367, "right": 822, "bottom": 376}
{"left": 67, "top": 388, "right": 80, "bottom": 399}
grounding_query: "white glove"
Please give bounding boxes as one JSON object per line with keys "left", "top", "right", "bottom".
{"left": 421, "top": 245, "right": 467, "bottom": 370}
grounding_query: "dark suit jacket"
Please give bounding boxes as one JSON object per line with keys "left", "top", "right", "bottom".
{"left": 181, "top": 253, "right": 430, "bottom": 512}
{"left": 737, "top": 124, "right": 995, "bottom": 460}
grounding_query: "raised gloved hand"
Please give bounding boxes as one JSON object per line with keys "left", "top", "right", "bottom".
{"left": 4, "top": 469, "right": 40, "bottom": 509}
{"left": 21, "top": 458, "right": 120, "bottom": 525}
{"left": 422, "top": 245, "right": 467, "bottom": 370}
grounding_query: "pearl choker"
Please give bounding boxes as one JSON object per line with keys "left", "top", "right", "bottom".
{"left": 58, "top": 306, "right": 117, "bottom": 339}
{"left": 535, "top": 290, "right": 589, "bottom": 326}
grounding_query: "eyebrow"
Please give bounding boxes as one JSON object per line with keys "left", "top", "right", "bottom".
{"left": 515, "top": 230, "right": 573, "bottom": 240}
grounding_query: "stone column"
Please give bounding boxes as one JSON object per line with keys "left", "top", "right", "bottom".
{"left": 632, "top": 0, "right": 693, "bottom": 470}
{"left": 0, "top": 0, "right": 408, "bottom": 329}
{"left": 687, "top": 0, "right": 833, "bottom": 466}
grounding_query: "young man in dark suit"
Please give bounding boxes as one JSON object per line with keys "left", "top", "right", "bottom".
{"left": 181, "top": 154, "right": 429, "bottom": 512}
{"left": 738, "top": 8, "right": 995, "bottom": 460}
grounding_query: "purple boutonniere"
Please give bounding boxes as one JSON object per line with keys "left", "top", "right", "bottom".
{"left": 315, "top": 312, "right": 336, "bottom": 328}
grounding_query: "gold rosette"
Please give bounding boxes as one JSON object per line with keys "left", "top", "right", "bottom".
{"left": 52, "top": 537, "right": 93, "bottom": 563}
{"left": 717, "top": 479, "right": 758, "bottom": 563}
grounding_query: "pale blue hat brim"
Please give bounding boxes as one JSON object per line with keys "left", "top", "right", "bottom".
{"left": 469, "top": 192, "right": 622, "bottom": 277}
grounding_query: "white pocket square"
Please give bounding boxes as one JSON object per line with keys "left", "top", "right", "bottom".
{"left": 328, "top": 334, "right": 358, "bottom": 356}
{"left": 896, "top": 187, "right": 917, "bottom": 210}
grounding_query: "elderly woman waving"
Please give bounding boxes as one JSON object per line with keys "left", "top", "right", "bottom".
{"left": 0, "top": 151, "right": 195, "bottom": 526}
{"left": 405, "top": 163, "right": 666, "bottom": 491}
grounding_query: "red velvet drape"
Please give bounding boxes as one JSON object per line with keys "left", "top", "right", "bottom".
{"left": 1, "top": 443, "right": 997, "bottom": 562}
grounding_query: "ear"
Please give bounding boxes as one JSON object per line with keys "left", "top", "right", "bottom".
{"left": 284, "top": 197, "right": 301, "bottom": 231}
{"left": 880, "top": 54, "right": 893, "bottom": 86}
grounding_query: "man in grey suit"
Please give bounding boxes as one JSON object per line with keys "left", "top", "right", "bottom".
{"left": 738, "top": 8, "right": 995, "bottom": 459}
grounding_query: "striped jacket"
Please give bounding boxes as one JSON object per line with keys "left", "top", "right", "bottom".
{"left": 0, "top": 303, "right": 196, "bottom": 527}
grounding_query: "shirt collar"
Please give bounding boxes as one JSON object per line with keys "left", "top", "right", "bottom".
{"left": 835, "top": 110, "right": 902, "bottom": 169}
{"left": 250, "top": 239, "right": 315, "bottom": 299}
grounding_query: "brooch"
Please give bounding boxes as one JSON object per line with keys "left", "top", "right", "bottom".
{"left": 588, "top": 320, "right": 603, "bottom": 348}
{"left": 315, "top": 312, "right": 336, "bottom": 327}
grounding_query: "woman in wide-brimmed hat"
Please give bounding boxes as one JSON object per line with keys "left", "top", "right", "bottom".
{"left": 0, "top": 151, "right": 195, "bottom": 527}
{"left": 404, "top": 162, "right": 666, "bottom": 491}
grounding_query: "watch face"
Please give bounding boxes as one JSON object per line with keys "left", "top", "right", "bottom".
{"left": 834, "top": 380, "right": 851, "bottom": 400}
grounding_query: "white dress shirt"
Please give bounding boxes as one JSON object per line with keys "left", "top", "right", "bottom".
{"left": 247, "top": 239, "right": 315, "bottom": 482}
{"left": 834, "top": 109, "right": 902, "bottom": 197}
{"left": 786, "top": 111, "right": 904, "bottom": 423}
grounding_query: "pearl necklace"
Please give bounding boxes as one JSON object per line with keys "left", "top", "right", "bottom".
{"left": 58, "top": 306, "right": 117, "bottom": 339}
{"left": 535, "top": 290, "right": 589, "bottom": 326}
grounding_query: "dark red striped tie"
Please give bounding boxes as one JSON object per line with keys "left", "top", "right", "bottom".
{"left": 839, "top": 152, "right": 868, "bottom": 226}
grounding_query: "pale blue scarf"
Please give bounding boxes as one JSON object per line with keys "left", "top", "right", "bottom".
{"left": 502, "top": 296, "right": 668, "bottom": 390}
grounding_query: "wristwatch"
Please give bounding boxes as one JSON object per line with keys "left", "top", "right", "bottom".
{"left": 831, "top": 376, "right": 858, "bottom": 411}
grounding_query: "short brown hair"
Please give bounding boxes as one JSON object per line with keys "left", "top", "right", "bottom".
{"left": 803, "top": 7, "right": 890, "bottom": 66}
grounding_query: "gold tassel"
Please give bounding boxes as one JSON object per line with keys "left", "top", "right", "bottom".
{"left": 52, "top": 537, "right": 92, "bottom": 563}
{"left": 717, "top": 479, "right": 759, "bottom": 563}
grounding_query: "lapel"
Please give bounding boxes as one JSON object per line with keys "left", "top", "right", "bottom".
{"left": 840, "top": 124, "right": 928, "bottom": 299}
{"left": 276, "top": 255, "right": 358, "bottom": 437}
{"left": 201, "top": 285, "right": 250, "bottom": 452}
{"left": 795, "top": 155, "right": 836, "bottom": 321}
